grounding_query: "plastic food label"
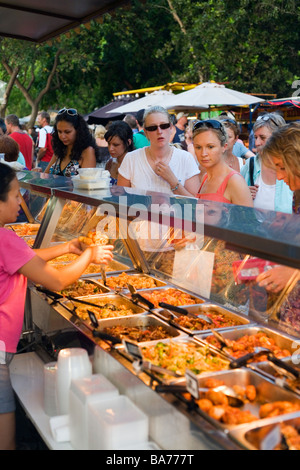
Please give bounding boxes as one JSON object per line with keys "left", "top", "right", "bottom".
{"left": 185, "top": 370, "right": 200, "bottom": 399}
{"left": 260, "top": 424, "right": 281, "bottom": 450}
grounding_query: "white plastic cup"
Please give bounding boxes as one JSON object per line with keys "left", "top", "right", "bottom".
{"left": 43, "top": 362, "right": 58, "bottom": 417}
{"left": 56, "top": 348, "right": 92, "bottom": 415}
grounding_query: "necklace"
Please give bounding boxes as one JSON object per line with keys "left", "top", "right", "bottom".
{"left": 146, "top": 146, "right": 173, "bottom": 165}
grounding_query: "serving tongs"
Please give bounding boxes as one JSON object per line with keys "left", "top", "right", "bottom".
{"left": 126, "top": 283, "right": 155, "bottom": 311}
{"left": 100, "top": 265, "right": 107, "bottom": 286}
{"left": 158, "top": 302, "right": 213, "bottom": 324}
{"left": 155, "top": 383, "right": 244, "bottom": 407}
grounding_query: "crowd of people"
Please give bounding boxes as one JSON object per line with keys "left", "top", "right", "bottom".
{"left": 0, "top": 104, "right": 299, "bottom": 450}
{"left": 0, "top": 106, "right": 296, "bottom": 214}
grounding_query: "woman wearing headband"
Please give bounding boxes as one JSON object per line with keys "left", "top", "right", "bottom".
{"left": 241, "top": 112, "right": 293, "bottom": 213}
{"left": 117, "top": 106, "right": 200, "bottom": 196}
{"left": 193, "top": 119, "right": 253, "bottom": 206}
{"left": 44, "top": 108, "right": 99, "bottom": 176}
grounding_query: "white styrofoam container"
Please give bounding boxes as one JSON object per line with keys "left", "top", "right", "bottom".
{"left": 88, "top": 395, "right": 149, "bottom": 450}
{"left": 69, "top": 374, "right": 119, "bottom": 450}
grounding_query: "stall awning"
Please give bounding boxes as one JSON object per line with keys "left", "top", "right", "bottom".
{"left": 0, "top": 0, "right": 130, "bottom": 43}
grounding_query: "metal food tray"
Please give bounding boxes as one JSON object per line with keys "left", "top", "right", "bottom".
{"left": 103, "top": 271, "right": 167, "bottom": 292}
{"left": 197, "top": 326, "right": 296, "bottom": 360}
{"left": 125, "top": 286, "right": 205, "bottom": 308}
{"left": 229, "top": 412, "right": 300, "bottom": 450}
{"left": 250, "top": 359, "right": 300, "bottom": 395}
{"left": 153, "top": 303, "right": 251, "bottom": 336}
{"left": 61, "top": 293, "right": 147, "bottom": 327}
{"left": 58, "top": 278, "right": 110, "bottom": 297}
{"left": 81, "top": 260, "right": 131, "bottom": 278}
{"left": 138, "top": 337, "right": 231, "bottom": 385}
{"left": 195, "top": 368, "right": 300, "bottom": 432}
{"left": 93, "top": 313, "right": 187, "bottom": 344}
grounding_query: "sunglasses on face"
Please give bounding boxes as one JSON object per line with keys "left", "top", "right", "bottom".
{"left": 144, "top": 123, "right": 171, "bottom": 132}
{"left": 256, "top": 114, "right": 278, "bottom": 126}
{"left": 193, "top": 119, "right": 226, "bottom": 136}
{"left": 57, "top": 108, "right": 78, "bottom": 116}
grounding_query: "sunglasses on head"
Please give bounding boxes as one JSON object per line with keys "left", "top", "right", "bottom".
{"left": 144, "top": 123, "right": 171, "bottom": 132}
{"left": 193, "top": 119, "right": 226, "bottom": 136}
{"left": 57, "top": 108, "right": 78, "bottom": 116}
{"left": 256, "top": 114, "right": 278, "bottom": 126}
{"left": 221, "top": 118, "right": 237, "bottom": 126}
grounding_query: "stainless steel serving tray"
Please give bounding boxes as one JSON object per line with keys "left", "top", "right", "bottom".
{"left": 100, "top": 271, "right": 167, "bottom": 292}
{"left": 80, "top": 260, "right": 131, "bottom": 278}
{"left": 138, "top": 336, "right": 231, "bottom": 385}
{"left": 125, "top": 286, "right": 205, "bottom": 308}
{"left": 196, "top": 326, "right": 296, "bottom": 360}
{"left": 153, "top": 303, "right": 251, "bottom": 336}
{"left": 195, "top": 368, "right": 300, "bottom": 432}
{"left": 250, "top": 359, "right": 300, "bottom": 395}
{"left": 61, "top": 293, "right": 147, "bottom": 328}
{"left": 229, "top": 412, "right": 300, "bottom": 450}
{"left": 58, "top": 278, "right": 110, "bottom": 297}
{"left": 93, "top": 313, "right": 187, "bottom": 345}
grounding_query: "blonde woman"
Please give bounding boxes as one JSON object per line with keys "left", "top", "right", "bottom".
{"left": 255, "top": 123, "right": 300, "bottom": 328}
{"left": 117, "top": 106, "right": 200, "bottom": 196}
{"left": 193, "top": 119, "right": 253, "bottom": 206}
{"left": 94, "top": 124, "right": 110, "bottom": 165}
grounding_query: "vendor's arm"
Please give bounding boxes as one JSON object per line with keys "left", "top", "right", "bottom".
{"left": 33, "top": 238, "right": 83, "bottom": 261}
{"left": 19, "top": 244, "right": 114, "bottom": 292}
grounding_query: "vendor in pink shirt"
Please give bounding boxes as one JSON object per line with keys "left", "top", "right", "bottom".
{"left": 0, "top": 163, "right": 114, "bottom": 450}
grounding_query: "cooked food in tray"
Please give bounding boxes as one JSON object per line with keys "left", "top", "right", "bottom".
{"left": 102, "top": 324, "right": 174, "bottom": 343}
{"left": 196, "top": 377, "right": 300, "bottom": 426}
{"left": 173, "top": 309, "right": 244, "bottom": 331}
{"left": 141, "top": 340, "right": 230, "bottom": 377}
{"left": 73, "top": 301, "right": 136, "bottom": 321}
{"left": 140, "top": 288, "right": 199, "bottom": 308}
{"left": 105, "top": 272, "right": 158, "bottom": 290}
{"left": 57, "top": 280, "right": 108, "bottom": 297}
{"left": 205, "top": 330, "right": 291, "bottom": 363}
{"left": 6, "top": 223, "right": 40, "bottom": 236}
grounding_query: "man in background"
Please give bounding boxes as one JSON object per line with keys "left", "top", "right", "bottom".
{"left": 36, "top": 111, "right": 53, "bottom": 171}
{"left": 5, "top": 114, "right": 33, "bottom": 170}
{"left": 172, "top": 112, "right": 188, "bottom": 150}
{"left": 132, "top": 109, "right": 150, "bottom": 149}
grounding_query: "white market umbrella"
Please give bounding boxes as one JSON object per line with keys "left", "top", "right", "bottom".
{"left": 109, "top": 90, "right": 182, "bottom": 114}
{"left": 161, "top": 82, "right": 265, "bottom": 109}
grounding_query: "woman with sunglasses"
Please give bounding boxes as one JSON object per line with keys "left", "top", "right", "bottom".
{"left": 44, "top": 108, "right": 99, "bottom": 176}
{"left": 241, "top": 112, "right": 293, "bottom": 213}
{"left": 0, "top": 163, "right": 114, "bottom": 449}
{"left": 193, "top": 119, "right": 253, "bottom": 206}
{"left": 117, "top": 106, "right": 200, "bottom": 196}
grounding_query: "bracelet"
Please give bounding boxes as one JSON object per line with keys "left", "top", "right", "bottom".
{"left": 171, "top": 181, "right": 180, "bottom": 192}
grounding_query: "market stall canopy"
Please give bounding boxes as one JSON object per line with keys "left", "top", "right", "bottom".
{"left": 159, "top": 81, "right": 265, "bottom": 110}
{"left": 84, "top": 98, "right": 133, "bottom": 125}
{"left": 0, "top": 0, "right": 130, "bottom": 43}
{"left": 109, "top": 89, "right": 208, "bottom": 114}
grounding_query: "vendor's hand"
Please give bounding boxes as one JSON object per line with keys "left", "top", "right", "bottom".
{"left": 249, "top": 184, "right": 259, "bottom": 200}
{"left": 89, "top": 244, "right": 114, "bottom": 265}
{"left": 256, "top": 266, "right": 297, "bottom": 293}
{"left": 67, "top": 238, "right": 83, "bottom": 256}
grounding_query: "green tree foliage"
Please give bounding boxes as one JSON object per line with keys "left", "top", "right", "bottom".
{"left": 0, "top": 0, "right": 299, "bottom": 118}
